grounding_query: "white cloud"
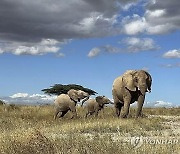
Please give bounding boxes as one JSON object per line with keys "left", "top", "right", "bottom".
{"left": 122, "top": 0, "right": 179, "bottom": 35}
{"left": 87, "top": 45, "right": 121, "bottom": 58}
{"left": 10, "top": 93, "right": 29, "bottom": 98}
{"left": 0, "top": 39, "right": 66, "bottom": 56}
{"left": 122, "top": 10, "right": 177, "bottom": 35}
{"left": 123, "top": 15, "right": 147, "bottom": 35}
{"left": 102, "top": 45, "right": 120, "bottom": 53}
{"left": 40, "top": 39, "right": 59, "bottom": 46}
{"left": 144, "top": 0, "right": 180, "bottom": 34}
{"left": 142, "top": 0, "right": 180, "bottom": 35}
{"left": 77, "top": 13, "right": 119, "bottom": 37}
{"left": 130, "top": 100, "right": 177, "bottom": 108}
{"left": 144, "top": 100, "right": 175, "bottom": 108}
{"left": 88, "top": 37, "right": 158, "bottom": 57}
{"left": 163, "top": 49, "right": 180, "bottom": 58}
{"left": 123, "top": 37, "right": 158, "bottom": 52}
{"left": 88, "top": 47, "right": 101, "bottom": 58}
{"left": 79, "top": 12, "right": 103, "bottom": 32}
{"left": 3, "top": 93, "right": 57, "bottom": 105}
{"left": 14, "top": 46, "right": 39, "bottom": 55}
{"left": 29, "top": 94, "right": 56, "bottom": 101}
{"left": 79, "top": 15, "right": 97, "bottom": 32}
{"left": 154, "top": 101, "right": 173, "bottom": 107}
{"left": 146, "top": 24, "right": 175, "bottom": 35}
{"left": 146, "top": 9, "right": 166, "bottom": 18}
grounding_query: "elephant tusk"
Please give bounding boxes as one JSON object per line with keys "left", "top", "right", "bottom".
{"left": 137, "top": 87, "right": 140, "bottom": 91}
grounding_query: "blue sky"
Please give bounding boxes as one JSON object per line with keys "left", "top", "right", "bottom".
{"left": 0, "top": 0, "right": 179, "bottom": 107}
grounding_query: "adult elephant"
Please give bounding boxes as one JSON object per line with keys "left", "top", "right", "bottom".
{"left": 54, "top": 89, "right": 89, "bottom": 119}
{"left": 112, "top": 70, "right": 152, "bottom": 118}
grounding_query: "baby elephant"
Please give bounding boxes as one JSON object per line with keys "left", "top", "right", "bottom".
{"left": 85, "top": 96, "right": 112, "bottom": 117}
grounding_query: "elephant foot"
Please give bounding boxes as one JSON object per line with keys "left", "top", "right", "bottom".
{"left": 120, "top": 114, "right": 128, "bottom": 118}
{"left": 116, "top": 114, "right": 121, "bottom": 118}
{"left": 85, "top": 113, "right": 89, "bottom": 118}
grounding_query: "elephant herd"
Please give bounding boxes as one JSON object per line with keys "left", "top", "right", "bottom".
{"left": 54, "top": 70, "right": 152, "bottom": 119}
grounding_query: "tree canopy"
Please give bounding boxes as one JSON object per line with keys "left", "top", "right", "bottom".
{"left": 42, "top": 84, "right": 97, "bottom": 96}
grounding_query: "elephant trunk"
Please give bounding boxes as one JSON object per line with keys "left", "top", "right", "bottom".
{"left": 138, "top": 85, "right": 147, "bottom": 96}
{"left": 146, "top": 81, "right": 152, "bottom": 93}
{"left": 136, "top": 76, "right": 148, "bottom": 94}
{"left": 136, "top": 86, "right": 146, "bottom": 117}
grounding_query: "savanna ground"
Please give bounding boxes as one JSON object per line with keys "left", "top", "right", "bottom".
{"left": 0, "top": 104, "right": 180, "bottom": 154}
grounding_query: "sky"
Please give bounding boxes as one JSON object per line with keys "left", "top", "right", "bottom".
{"left": 0, "top": 0, "right": 180, "bottom": 107}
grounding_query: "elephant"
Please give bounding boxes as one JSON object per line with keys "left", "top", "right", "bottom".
{"left": 84, "top": 96, "right": 113, "bottom": 117}
{"left": 112, "top": 70, "right": 152, "bottom": 118}
{"left": 54, "top": 89, "right": 90, "bottom": 119}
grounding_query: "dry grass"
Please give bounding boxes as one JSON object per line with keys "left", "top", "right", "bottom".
{"left": 0, "top": 105, "right": 180, "bottom": 154}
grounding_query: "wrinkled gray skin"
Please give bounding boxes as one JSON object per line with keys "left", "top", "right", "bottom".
{"left": 54, "top": 89, "right": 89, "bottom": 119}
{"left": 85, "top": 96, "right": 113, "bottom": 117}
{"left": 112, "top": 70, "right": 152, "bottom": 118}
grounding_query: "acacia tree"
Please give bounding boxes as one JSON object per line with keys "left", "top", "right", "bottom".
{"left": 42, "top": 84, "right": 97, "bottom": 96}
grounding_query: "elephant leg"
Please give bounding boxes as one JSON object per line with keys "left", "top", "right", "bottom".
{"left": 69, "top": 104, "right": 77, "bottom": 119}
{"left": 94, "top": 109, "right": 99, "bottom": 117}
{"left": 60, "top": 110, "right": 68, "bottom": 118}
{"left": 87, "top": 112, "right": 94, "bottom": 117}
{"left": 115, "top": 103, "right": 123, "bottom": 117}
{"left": 136, "top": 95, "right": 145, "bottom": 118}
{"left": 115, "top": 107, "right": 120, "bottom": 117}
{"left": 121, "top": 97, "right": 130, "bottom": 118}
{"left": 54, "top": 108, "right": 60, "bottom": 120}
{"left": 113, "top": 94, "right": 123, "bottom": 117}
{"left": 85, "top": 111, "right": 90, "bottom": 118}
{"left": 70, "top": 109, "right": 77, "bottom": 119}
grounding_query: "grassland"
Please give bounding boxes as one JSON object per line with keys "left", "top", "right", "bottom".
{"left": 0, "top": 105, "right": 180, "bottom": 154}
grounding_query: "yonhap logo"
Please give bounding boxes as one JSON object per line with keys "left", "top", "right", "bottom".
{"left": 128, "top": 136, "right": 179, "bottom": 149}
{"left": 130, "top": 136, "right": 143, "bottom": 149}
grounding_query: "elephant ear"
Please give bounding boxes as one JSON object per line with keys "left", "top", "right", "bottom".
{"left": 122, "top": 71, "right": 137, "bottom": 91}
{"left": 77, "top": 90, "right": 89, "bottom": 99}
{"left": 144, "top": 71, "right": 152, "bottom": 92}
{"left": 67, "top": 89, "right": 79, "bottom": 102}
